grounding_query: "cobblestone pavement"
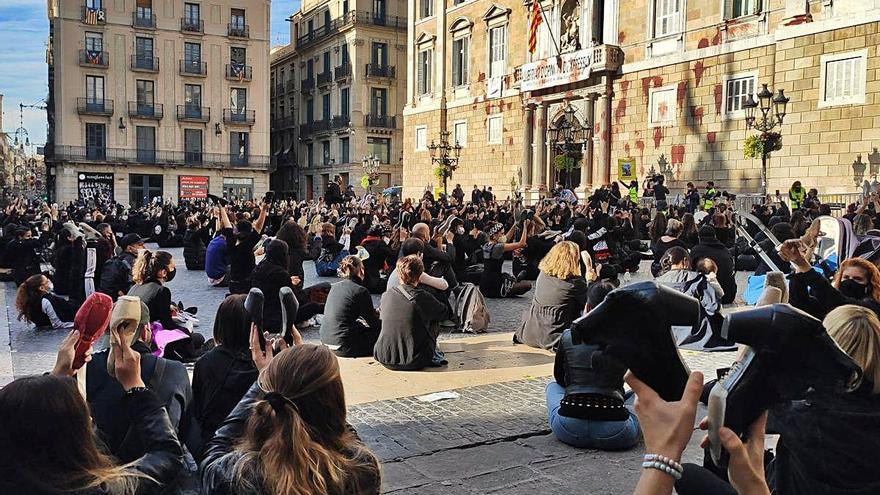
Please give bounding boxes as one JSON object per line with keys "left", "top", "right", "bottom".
{"left": 1, "top": 247, "right": 744, "bottom": 493}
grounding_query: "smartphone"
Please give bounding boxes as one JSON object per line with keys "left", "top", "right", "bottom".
{"left": 264, "top": 190, "right": 275, "bottom": 204}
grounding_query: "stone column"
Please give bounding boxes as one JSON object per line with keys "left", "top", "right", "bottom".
{"left": 532, "top": 103, "right": 549, "bottom": 194}
{"left": 581, "top": 94, "right": 596, "bottom": 191}
{"left": 597, "top": 89, "right": 612, "bottom": 185}
{"left": 522, "top": 104, "right": 534, "bottom": 190}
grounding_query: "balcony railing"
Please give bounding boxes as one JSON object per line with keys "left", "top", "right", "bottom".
{"left": 332, "top": 115, "right": 351, "bottom": 130}
{"left": 364, "top": 114, "right": 396, "bottom": 129}
{"left": 79, "top": 50, "right": 108, "bottom": 68}
{"left": 179, "top": 60, "right": 207, "bottom": 76}
{"left": 132, "top": 11, "right": 156, "bottom": 29}
{"left": 273, "top": 116, "right": 295, "bottom": 130}
{"left": 317, "top": 71, "right": 333, "bottom": 87}
{"left": 228, "top": 23, "right": 249, "bottom": 38}
{"left": 223, "top": 109, "right": 256, "bottom": 125}
{"left": 127, "top": 102, "right": 164, "bottom": 120}
{"left": 176, "top": 105, "right": 210, "bottom": 123}
{"left": 81, "top": 6, "right": 106, "bottom": 25}
{"left": 366, "top": 64, "right": 395, "bottom": 79}
{"left": 295, "top": 11, "right": 407, "bottom": 51}
{"left": 299, "top": 119, "right": 331, "bottom": 136}
{"left": 53, "top": 145, "right": 271, "bottom": 169}
{"left": 181, "top": 17, "right": 204, "bottom": 34}
{"left": 76, "top": 98, "right": 114, "bottom": 116}
{"left": 301, "top": 77, "right": 315, "bottom": 92}
{"left": 225, "top": 64, "right": 253, "bottom": 82}
{"left": 131, "top": 55, "right": 159, "bottom": 72}
{"left": 334, "top": 63, "right": 352, "bottom": 80}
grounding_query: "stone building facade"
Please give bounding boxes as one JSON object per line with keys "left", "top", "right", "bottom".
{"left": 269, "top": 43, "right": 298, "bottom": 196}
{"left": 45, "top": 0, "right": 272, "bottom": 205}
{"left": 284, "top": 0, "right": 407, "bottom": 201}
{"left": 404, "top": 0, "right": 880, "bottom": 200}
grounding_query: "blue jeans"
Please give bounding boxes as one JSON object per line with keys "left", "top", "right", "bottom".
{"left": 545, "top": 381, "right": 641, "bottom": 450}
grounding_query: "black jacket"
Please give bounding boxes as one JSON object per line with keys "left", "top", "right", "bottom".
{"left": 361, "top": 238, "right": 394, "bottom": 293}
{"left": 86, "top": 342, "right": 192, "bottom": 463}
{"left": 788, "top": 268, "right": 880, "bottom": 320}
{"left": 128, "top": 280, "right": 185, "bottom": 331}
{"left": 250, "top": 257, "right": 293, "bottom": 334}
{"left": 374, "top": 284, "right": 447, "bottom": 370}
{"left": 98, "top": 251, "right": 137, "bottom": 300}
{"left": 321, "top": 279, "right": 380, "bottom": 347}
{"left": 183, "top": 226, "right": 209, "bottom": 270}
{"left": 690, "top": 240, "right": 736, "bottom": 304}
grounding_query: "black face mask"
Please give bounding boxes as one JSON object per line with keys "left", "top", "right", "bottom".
{"left": 839, "top": 279, "right": 869, "bottom": 299}
{"left": 164, "top": 268, "right": 177, "bottom": 283}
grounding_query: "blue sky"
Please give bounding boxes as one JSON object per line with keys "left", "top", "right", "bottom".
{"left": 0, "top": 0, "right": 300, "bottom": 150}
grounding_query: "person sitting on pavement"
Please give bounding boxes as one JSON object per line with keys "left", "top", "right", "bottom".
{"left": 15, "top": 273, "right": 76, "bottom": 330}
{"left": 374, "top": 255, "right": 449, "bottom": 371}
{"left": 314, "top": 222, "right": 346, "bottom": 277}
{"left": 411, "top": 222, "right": 458, "bottom": 289}
{"left": 227, "top": 203, "right": 268, "bottom": 295}
{"left": 321, "top": 256, "right": 382, "bottom": 358}
{"left": 200, "top": 343, "right": 381, "bottom": 495}
{"left": 85, "top": 298, "right": 193, "bottom": 463}
{"left": 651, "top": 219, "right": 687, "bottom": 277}
{"left": 6, "top": 224, "right": 47, "bottom": 285}
{"left": 0, "top": 328, "right": 184, "bottom": 494}
{"left": 274, "top": 220, "right": 328, "bottom": 325}
{"left": 250, "top": 239, "right": 295, "bottom": 335}
{"left": 480, "top": 221, "right": 533, "bottom": 298}
{"left": 516, "top": 241, "right": 589, "bottom": 350}
{"left": 689, "top": 225, "right": 736, "bottom": 304}
{"left": 190, "top": 294, "right": 258, "bottom": 461}
{"left": 205, "top": 205, "right": 233, "bottom": 287}
{"left": 359, "top": 225, "right": 395, "bottom": 294}
{"left": 546, "top": 281, "right": 642, "bottom": 451}
{"left": 183, "top": 215, "right": 211, "bottom": 271}
{"left": 386, "top": 238, "right": 449, "bottom": 292}
{"left": 98, "top": 233, "right": 145, "bottom": 300}
{"left": 128, "top": 249, "right": 205, "bottom": 361}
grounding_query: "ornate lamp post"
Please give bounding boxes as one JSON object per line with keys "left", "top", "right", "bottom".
{"left": 742, "top": 83, "right": 789, "bottom": 196}
{"left": 428, "top": 130, "right": 462, "bottom": 196}
{"left": 361, "top": 154, "right": 380, "bottom": 194}
{"left": 548, "top": 102, "right": 592, "bottom": 189}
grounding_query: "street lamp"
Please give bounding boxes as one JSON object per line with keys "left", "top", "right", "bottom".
{"left": 743, "top": 83, "right": 789, "bottom": 195}
{"left": 547, "top": 102, "right": 592, "bottom": 189}
{"left": 428, "top": 130, "right": 462, "bottom": 196}
{"left": 361, "top": 154, "right": 380, "bottom": 194}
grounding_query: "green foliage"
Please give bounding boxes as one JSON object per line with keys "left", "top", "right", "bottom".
{"left": 360, "top": 174, "right": 372, "bottom": 190}
{"left": 743, "top": 132, "right": 783, "bottom": 159}
{"left": 554, "top": 152, "right": 582, "bottom": 173}
{"left": 433, "top": 166, "right": 447, "bottom": 181}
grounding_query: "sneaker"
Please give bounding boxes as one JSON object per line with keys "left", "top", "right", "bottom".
{"left": 707, "top": 304, "right": 863, "bottom": 464}
{"left": 571, "top": 281, "right": 701, "bottom": 402}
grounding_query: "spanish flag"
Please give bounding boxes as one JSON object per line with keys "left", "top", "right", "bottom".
{"left": 528, "top": 1, "right": 543, "bottom": 54}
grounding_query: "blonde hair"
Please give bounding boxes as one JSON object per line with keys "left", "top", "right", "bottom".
{"left": 823, "top": 304, "right": 880, "bottom": 395}
{"left": 538, "top": 241, "right": 582, "bottom": 280}
{"left": 337, "top": 255, "right": 363, "bottom": 279}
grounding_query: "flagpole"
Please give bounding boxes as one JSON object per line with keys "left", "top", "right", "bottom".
{"left": 535, "top": 1, "right": 562, "bottom": 60}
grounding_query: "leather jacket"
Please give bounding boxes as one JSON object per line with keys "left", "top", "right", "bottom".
{"left": 554, "top": 329, "right": 625, "bottom": 400}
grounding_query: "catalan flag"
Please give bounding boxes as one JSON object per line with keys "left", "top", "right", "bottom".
{"left": 528, "top": 0, "right": 543, "bottom": 54}
{"left": 84, "top": 7, "right": 99, "bottom": 25}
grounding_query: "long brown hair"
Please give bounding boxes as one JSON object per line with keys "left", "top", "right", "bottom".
{"left": 649, "top": 212, "right": 667, "bottom": 243}
{"left": 0, "top": 375, "right": 145, "bottom": 493}
{"left": 232, "top": 345, "right": 379, "bottom": 495}
{"left": 15, "top": 274, "right": 46, "bottom": 323}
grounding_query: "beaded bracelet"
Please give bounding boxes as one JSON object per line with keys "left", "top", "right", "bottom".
{"left": 642, "top": 454, "right": 684, "bottom": 480}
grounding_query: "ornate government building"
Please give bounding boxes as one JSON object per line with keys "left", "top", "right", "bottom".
{"left": 403, "top": 0, "right": 880, "bottom": 199}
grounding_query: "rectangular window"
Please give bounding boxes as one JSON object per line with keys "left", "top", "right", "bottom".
{"left": 184, "top": 42, "right": 201, "bottom": 69}
{"left": 487, "top": 115, "right": 502, "bottom": 144}
{"left": 184, "top": 84, "right": 202, "bottom": 118}
{"left": 371, "top": 88, "right": 387, "bottom": 117}
{"left": 85, "top": 32, "right": 103, "bottom": 51}
{"left": 136, "top": 80, "right": 155, "bottom": 116}
{"left": 371, "top": 42, "right": 388, "bottom": 66}
{"left": 489, "top": 26, "right": 507, "bottom": 78}
{"left": 321, "top": 93, "right": 331, "bottom": 121}
{"left": 415, "top": 126, "right": 427, "bottom": 150}
{"left": 136, "top": 126, "right": 156, "bottom": 163}
{"left": 730, "top": 0, "right": 759, "bottom": 18}
{"left": 420, "top": 0, "right": 433, "bottom": 18}
{"left": 85, "top": 123, "right": 106, "bottom": 160}
{"left": 86, "top": 75, "right": 104, "bottom": 102}
{"left": 136, "top": 0, "right": 152, "bottom": 17}
{"left": 230, "top": 132, "right": 248, "bottom": 165}
{"left": 231, "top": 88, "right": 247, "bottom": 112}
{"left": 306, "top": 98, "right": 314, "bottom": 121}
{"left": 323, "top": 51, "right": 331, "bottom": 74}
{"left": 417, "top": 49, "right": 432, "bottom": 95}
{"left": 230, "top": 46, "right": 246, "bottom": 64}
{"left": 649, "top": 86, "right": 677, "bottom": 126}
{"left": 723, "top": 74, "right": 756, "bottom": 115}
{"left": 184, "top": 2, "right": 200, "bottom": 22}
{"left": 367, "top": 137, "right": 391, "bottom": 163}
{"left": 654, "top": 0, "right": 681, "bottom": 37}
{"left": 452, "top": 37, "right": 469, "bottom": 86}
{"left": 340, "top": 88, "right": 350, "bottom": 116}
{"left": 321, "top": 140, "right": 331, "bottom": 165}
{"left": 306, "top": 143, "right": 314, "bottom": 167}
{"left": 135, "top": 37, "right": 154, "bottom": 68}
{"left": 373, "top": 0, "right": 385, "bottom": 19}
{"left": 184, "top": 128, "right": 203, "bottom": 164}
{"left": 341, "top": 137, "right": 350, "bottom": 163}
{"left": 453, "top": 121, "right": 467, "bottom": 146}
{"left": 230, "top": 8, "right": 246, "bottom": 29}
{"left": 821, "top": 51, "right": 867, "bottom": 107}
{"left": 87, "top": 0, "right": 104, "bottom": 8}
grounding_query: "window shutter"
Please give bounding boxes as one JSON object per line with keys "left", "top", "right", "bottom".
{"left": 417, "top": 51, "right": 425, "bottom": 93}
{"left": 452, "top": 40, "right": 460, "bottom": 86}
{"left": 463, "top": 38, "right": 469, "bottom": 83}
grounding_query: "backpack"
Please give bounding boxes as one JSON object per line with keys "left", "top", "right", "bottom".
{"left": 452, "top": 282, "right": 490, "bottom": 333}
{"left": 315, "top": 248, "right": 346, "bottom": 277}
{"left": 98, "top": 254, "right": 133, "bottom": 300}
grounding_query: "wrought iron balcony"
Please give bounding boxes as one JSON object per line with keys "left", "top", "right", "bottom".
{"left": 317, "top": 71, "right": 333, "bottom": 87}
{"left": 364, "top": 114, "right": 396, "bottom": 129}
{"left": 176, "top": 105, "right": 210, "bottom": 123}
{"left": 227, "top": 23, "right": 249, "bottom": 38}
{"left": 132, "top": 11, "right": 156, "bottom": 29}
{"left": 334, "top": 63, "right": 352, "bottom": 81}
{"left": 131, "top": 55, "right": 159, "bottom": 72}
{"left": 295, "top": 11, "right": 407, "bottom": 51}
{"left": 223, "top": 109, "right": 256, "bottom": 125}
{"left": 365, "top": 63, "right": 395, "bottom": 79}
{"left": 299, "top": 119, "right": 331, "bottom": 136}
{"left": 225, "top": 64, "right": 253, "bottom": 82}
{"left": 301, "top": 77, "right": 315, "bottom": 92}
{"left": 79, "top": 50, "right": 108, "bottom": 68}
{"left": 76, "top": 98, "right": 113, "bottom": 116}
{"left": 181, "top": 17, "right": 204, "bottom": 34}
{"left": 179, "top": 60, "right": 207, "bottom": 77}
{"left": 127, "top": 102, "right": 164, "bottom": 120}
{"left": 332, "top": 115, "right": 351, "bottom": 130}
{"left": 53, "top": 145, "right": 271, "bottom": 169}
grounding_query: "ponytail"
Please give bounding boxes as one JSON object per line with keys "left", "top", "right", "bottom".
{"left": 131, "top": 250, "right": 172, "bottom": 284}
